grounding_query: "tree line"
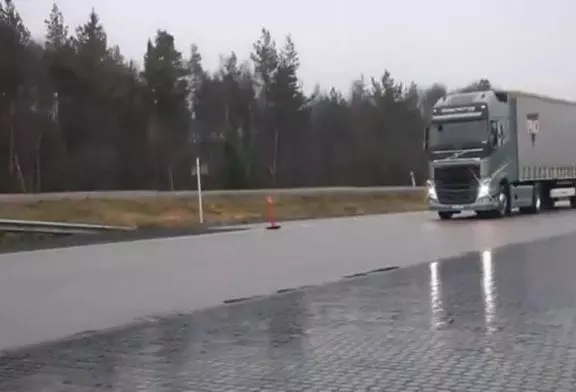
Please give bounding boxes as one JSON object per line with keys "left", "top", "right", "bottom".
{"left": 0, "top": 0, "right": 493, "bottom": 193}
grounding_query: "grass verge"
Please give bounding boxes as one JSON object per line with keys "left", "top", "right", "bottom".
{"left": 0, "top": 190, "right": 427, "bottom": 229}
{"left": 0, "top": 190, "right": 427, "bottom": 249}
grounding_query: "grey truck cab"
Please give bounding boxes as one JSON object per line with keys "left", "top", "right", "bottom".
{"left": 424, "top": 90, "right": 512, "bottom": 219}
{"left": 423, "top": 89, "right": 576, "bottom": 220}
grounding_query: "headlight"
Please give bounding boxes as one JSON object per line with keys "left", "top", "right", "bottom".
{"left": 477, "top": 180, "right": 491, "bottom": 198}
{"left": 426, "top": 180, "right": 437, "bottom": 200}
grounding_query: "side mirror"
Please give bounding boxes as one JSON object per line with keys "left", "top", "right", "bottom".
{"left": 491, "top": 130, "right": 498, "bottom": 147}
{"left": 490, "top": 121, "right": 498, "bottom": 147}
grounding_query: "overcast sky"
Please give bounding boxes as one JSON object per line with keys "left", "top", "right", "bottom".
{"left": 15, "top": 0, "right": 576, "bottom": 98}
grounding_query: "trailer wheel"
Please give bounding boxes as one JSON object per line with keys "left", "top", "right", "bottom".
{"left": 438, "top": 211, "right": 453, "bottom": 220}
{"left": 540, "top": 184, "right": 555, "bottom": 210}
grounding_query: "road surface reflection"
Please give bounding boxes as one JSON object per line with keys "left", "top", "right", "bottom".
{"left": 3, "top": 234, "right": 576, "bottom": 390}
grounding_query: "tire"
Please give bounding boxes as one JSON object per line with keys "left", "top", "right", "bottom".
{"left": 540, "top": 185, "right": 555, "bottom": 210}
{"left": 438, "top": 211, "right": 453, "bottom": 220}
{"left": 519, "top": 184, "right": 541, "bottom": 214}
{"left": 496, "top": 183, "right": 511, "bottom": 218}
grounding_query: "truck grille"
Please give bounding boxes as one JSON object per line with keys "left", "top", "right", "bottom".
{"left": 434, "top": 165, "right": 480, "bottom": 205}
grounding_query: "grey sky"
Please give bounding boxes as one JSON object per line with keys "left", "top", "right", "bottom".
{"left": 16, "top": 0, "right": 576, "bottom": 98}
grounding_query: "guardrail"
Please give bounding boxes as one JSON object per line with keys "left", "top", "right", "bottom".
{"left": 0, "top": 186, "right": 425, "bottom": 202}
{"left": 0, "top": 219, "right": 135, "bottom": 235}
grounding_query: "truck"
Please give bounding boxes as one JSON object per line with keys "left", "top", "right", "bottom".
{"left": 423, "top": 89, "right": 576, "bottom": 220}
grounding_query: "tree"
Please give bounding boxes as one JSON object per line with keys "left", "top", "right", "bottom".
{"left": 0, "top": 0, "right": 32, "bottom": 191}
{"left": 250, "top": 28, "right": 279, "bottom": 185}
{"left": 0, "top": 13, "right": 490, "bottom": 193}
{"left": 186, "top": 43, "right": 204, "bottom": 118}
{"left": 419, "top": 83, "right": 446, "bottom": 119}
{"left": 270, "top": 34, "right": 309, "bottom": 185}
{"left": 143, "top": 29, "right": 191, "bottom": 189}
{"left": 251, "top": 28, "right": 278, "bottom": 105}
{"left": 74, "top": 8, "right": 107, "bottom": 64}
{"left": 272, "top": 35, "right": 305, "bottom": 111}
{"left": 143, "top": 30, "right": 189, "bottom": 118}
{"left": 217, "top": 52, "right": 252, "bottom": 188}
{"left": 45, "top": 2, "right": 68, "bottom": 51}
{"left": 0, "top": 0, "right": 31, "bottom": 102}
{"left": 459, "top": 78, "right": 492, "bottom": 93}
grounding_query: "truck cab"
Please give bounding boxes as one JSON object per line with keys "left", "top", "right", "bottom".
{"left": 424, "top": 90, "right": 516, "bottom": 219}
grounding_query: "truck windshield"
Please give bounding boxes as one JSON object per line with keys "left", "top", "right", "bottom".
{"left": 428, "top": 120, "right": 489, "bottom": 150}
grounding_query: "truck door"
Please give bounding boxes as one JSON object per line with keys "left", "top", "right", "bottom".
{"left": 489, "top": 118, "right": 511, "bottom": 179}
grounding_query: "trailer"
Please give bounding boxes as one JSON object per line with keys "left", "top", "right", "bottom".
{"left": 423, "top": 89, "right": 576, "bottom": 219}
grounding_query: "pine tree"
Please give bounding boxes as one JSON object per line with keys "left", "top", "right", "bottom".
{"left": 44, "top": 2, "right": 69, "bottom": 51}
{"left": 186, "top": 43, "right": 204, "bottom": 118}
{"left": 419, "top": 83, "right": 446, "bottom": 119}
{"left": 250, "top": 28, "right": 278, "bottom": 109}
{"left": 267, "top": 34, "right": 306, "bottom": 185}
{"left": 74, "top": 8, "right": 107, "bottom": 63}
{"left": 459, "top": 78, "right": 492, "bottom": 93}
{"left": 271, "top": 34, "right": 305, "bottom": 112}
{"left": 0, "top": 0, "right": 30, "bottom": 97}
{"left": 143, "top": 29, "right": 191, "bottom": 189}
{"left": 143, "top": 30, "right": 189, "bottom": 117}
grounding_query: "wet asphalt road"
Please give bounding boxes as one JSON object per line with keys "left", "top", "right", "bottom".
{"left": 4, "top": 208, "right": 576, "bottom": 352}
{"left": 3, "top": 231, "right": 576, "bottom": 390}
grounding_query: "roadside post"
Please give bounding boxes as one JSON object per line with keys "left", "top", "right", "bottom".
{"left": 195, "top": 157, "right": 204, "bottom": 224}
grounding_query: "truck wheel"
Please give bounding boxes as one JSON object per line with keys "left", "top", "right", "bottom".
{"left": 496, "top": 183, "right": 511, "bottom": 218}
{"left": 520, "top": 184, "right": 541, "bottom": 214}
{"left": 438, "top": 211, "right": 453, "bottom": 220}
{"left": 540, "top": 185, "right": 555, "bottom": 210}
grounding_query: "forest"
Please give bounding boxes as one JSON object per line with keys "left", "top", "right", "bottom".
{"left": 0, "top": 0, "right": 493, "bottom": 193}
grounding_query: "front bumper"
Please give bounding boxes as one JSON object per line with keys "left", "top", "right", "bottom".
{"left": 427, "top": 196, "right": 499, "bottom": 212}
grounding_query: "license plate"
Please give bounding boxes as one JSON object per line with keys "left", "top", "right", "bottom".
{"left": 451, "top": 205, "right": 464, "bottom": 209}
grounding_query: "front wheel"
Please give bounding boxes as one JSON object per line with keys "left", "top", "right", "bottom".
{"left": 438, "top": 211, "right": 453, "bottom": 220}
{"left": 496, "top": 183, "right": 511, "bottom": 218}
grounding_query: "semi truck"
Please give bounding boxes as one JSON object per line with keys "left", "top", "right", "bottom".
{"left": 423, "top": 89, "right": 576, "bottom": 220}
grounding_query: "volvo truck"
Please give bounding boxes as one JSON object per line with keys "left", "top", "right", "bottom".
{"left": 424, "top": 89, "right": 576, "bottom": 220}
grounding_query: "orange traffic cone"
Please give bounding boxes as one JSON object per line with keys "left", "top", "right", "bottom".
{"left": 265, "top": 195, "right": 281, "bottom": 230}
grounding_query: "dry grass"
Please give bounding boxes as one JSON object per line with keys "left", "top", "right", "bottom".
{"left": 0, "top": 190, "right": 427, "bottom": 229}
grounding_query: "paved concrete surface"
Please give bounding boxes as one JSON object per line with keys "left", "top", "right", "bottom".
{"left": 2, "top": 208, "right": 576, "bottom": 353}
{"left": 2, "top": 232, "right": 576, "bottom": 391}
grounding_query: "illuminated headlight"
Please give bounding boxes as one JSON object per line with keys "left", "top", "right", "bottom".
{"left": 426, "top": 180, "right": 437, "bottom": 200}
{"left": 477, "top": 180, "right": 491, "bottom": 198}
